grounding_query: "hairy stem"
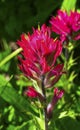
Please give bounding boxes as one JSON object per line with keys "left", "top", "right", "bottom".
{"left": 41, "top": 75, "right": 48, "bottom": 130}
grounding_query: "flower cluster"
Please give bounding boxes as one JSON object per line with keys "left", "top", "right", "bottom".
{"left": 17, "top": 9, "right": 80, "bottom": 119}
{"left": 50, "top": 10, "right": 80, "bottom": 43}
{"left": 17, "top": 24, "right": 63, "bottom": 89}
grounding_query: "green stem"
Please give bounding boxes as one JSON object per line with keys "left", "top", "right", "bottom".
{"left": 41, "top": 75, "right": 48, "bottom": 130}
{"left": 0, "top": 48, "right": 22, "bottom": 67}
{"left": 65, "top": 47, "right": 68, "bottom": 70}
{"left": 44, "top": 107, "right": 48, "bottom": 130}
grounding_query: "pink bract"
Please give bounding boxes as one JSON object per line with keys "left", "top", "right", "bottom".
{"left": 24, "top": 87, "right": 38, "bottom": 98}
{"left": 17, "top": 24, "right": 63, "bottom": 84}
{"left": 50, "top": 10, "right": 80, "bottom": 42}
{"left": 54, "top": 87, "right": 64, "bottom": 99}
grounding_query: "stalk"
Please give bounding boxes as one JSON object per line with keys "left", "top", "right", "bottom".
{"left": 65, "top": 47, "right": 68, "bottom": 70}
{"left": 41, "top": 75, "right": 48, "bottom": 130}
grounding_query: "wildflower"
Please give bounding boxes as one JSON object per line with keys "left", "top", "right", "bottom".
{"left": 17, "top": 24, "right": 63, "bottom": 89}
{"left": 50, "top": 10, "right": 80, "bottom": 43}
{"left": 53, "top": 87, "right": 64, "bottom": 102}
{"left": 24, "top": 86, "right": 45, "bottom": 101}
{"left": 24, "top": 87, "right": 39, "bottom": 98}
{"left": 47, "top": 87, "right": 64, "bottom": 118}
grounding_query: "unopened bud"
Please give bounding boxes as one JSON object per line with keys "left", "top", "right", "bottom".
{"left": 47, "top": 103, "right": 53, "bottom": 119}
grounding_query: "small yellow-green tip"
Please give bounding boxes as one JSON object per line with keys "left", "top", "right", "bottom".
{"left": 38, "top": 24, "right": 40, "bottom": 31}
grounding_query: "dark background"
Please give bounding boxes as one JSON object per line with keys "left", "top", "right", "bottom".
{"left": 0, "top": 0, "right": 62, "bottom": 41}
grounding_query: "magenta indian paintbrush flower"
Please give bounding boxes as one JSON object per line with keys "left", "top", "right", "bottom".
{"left": 17, "top": 24, "right": 64, "bottom": 97}
{"left": 50, "top": 10, "right": 80, "bottom": 43}
{"left": 17, "top": 24, "right": 64, "bottom": 122}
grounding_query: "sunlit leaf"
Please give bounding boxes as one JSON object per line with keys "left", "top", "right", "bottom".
{"left": 61, "top": 0, "right": 76, "bottom": 13}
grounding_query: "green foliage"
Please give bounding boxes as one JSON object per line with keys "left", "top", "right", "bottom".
{"left": 0, "top": 75, "right": 38, "bottom": 116}
{"left": 49, "top": 116, "right": 80, "bottom": 130}
{"left": 61, "top": 0, "right": 77, "bottom": 13}
{"left": 55, "top": 116, "right": 80, "bottom": 130}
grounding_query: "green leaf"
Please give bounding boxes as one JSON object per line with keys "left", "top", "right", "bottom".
{"left": 0, "top": 75, "right": 38, "bottom": 117}
{"left": 6, "top": 125, "right": 15, "bottom": 130}
{"left": 67, "top": 51, "right": 77, "bottom": 70}
{"left": 69, "top": 71, "right": 77, "bottom": 83}
{"left": 34, "top": 116, "right": 44, "bottom": 130}
{"left": 0, "top": 48, "right": 11, "bottom": 71}
{"left": 0, "top": 48, "right": 22, "bottom": 68}
{"left": 61, "top": 0, "right": 76, "bottom": 13}
{"left": 55, "top": 116, "right": 80, "bottom": 130}
{"left": 15, "top": 120, "right": 36, "bottom": 130}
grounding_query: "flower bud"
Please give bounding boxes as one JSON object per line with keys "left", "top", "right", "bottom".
{"left": 24, "top": 87, "right": 38, "bottom": 98}
{"left": 47, "top": 103, "right": 53, "bottom": 119}
{"left": 24, "top": 86, "right": 45, "bottom": 102}
{"left": 47, "top": 87, "right": 64, "bottom": 119}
